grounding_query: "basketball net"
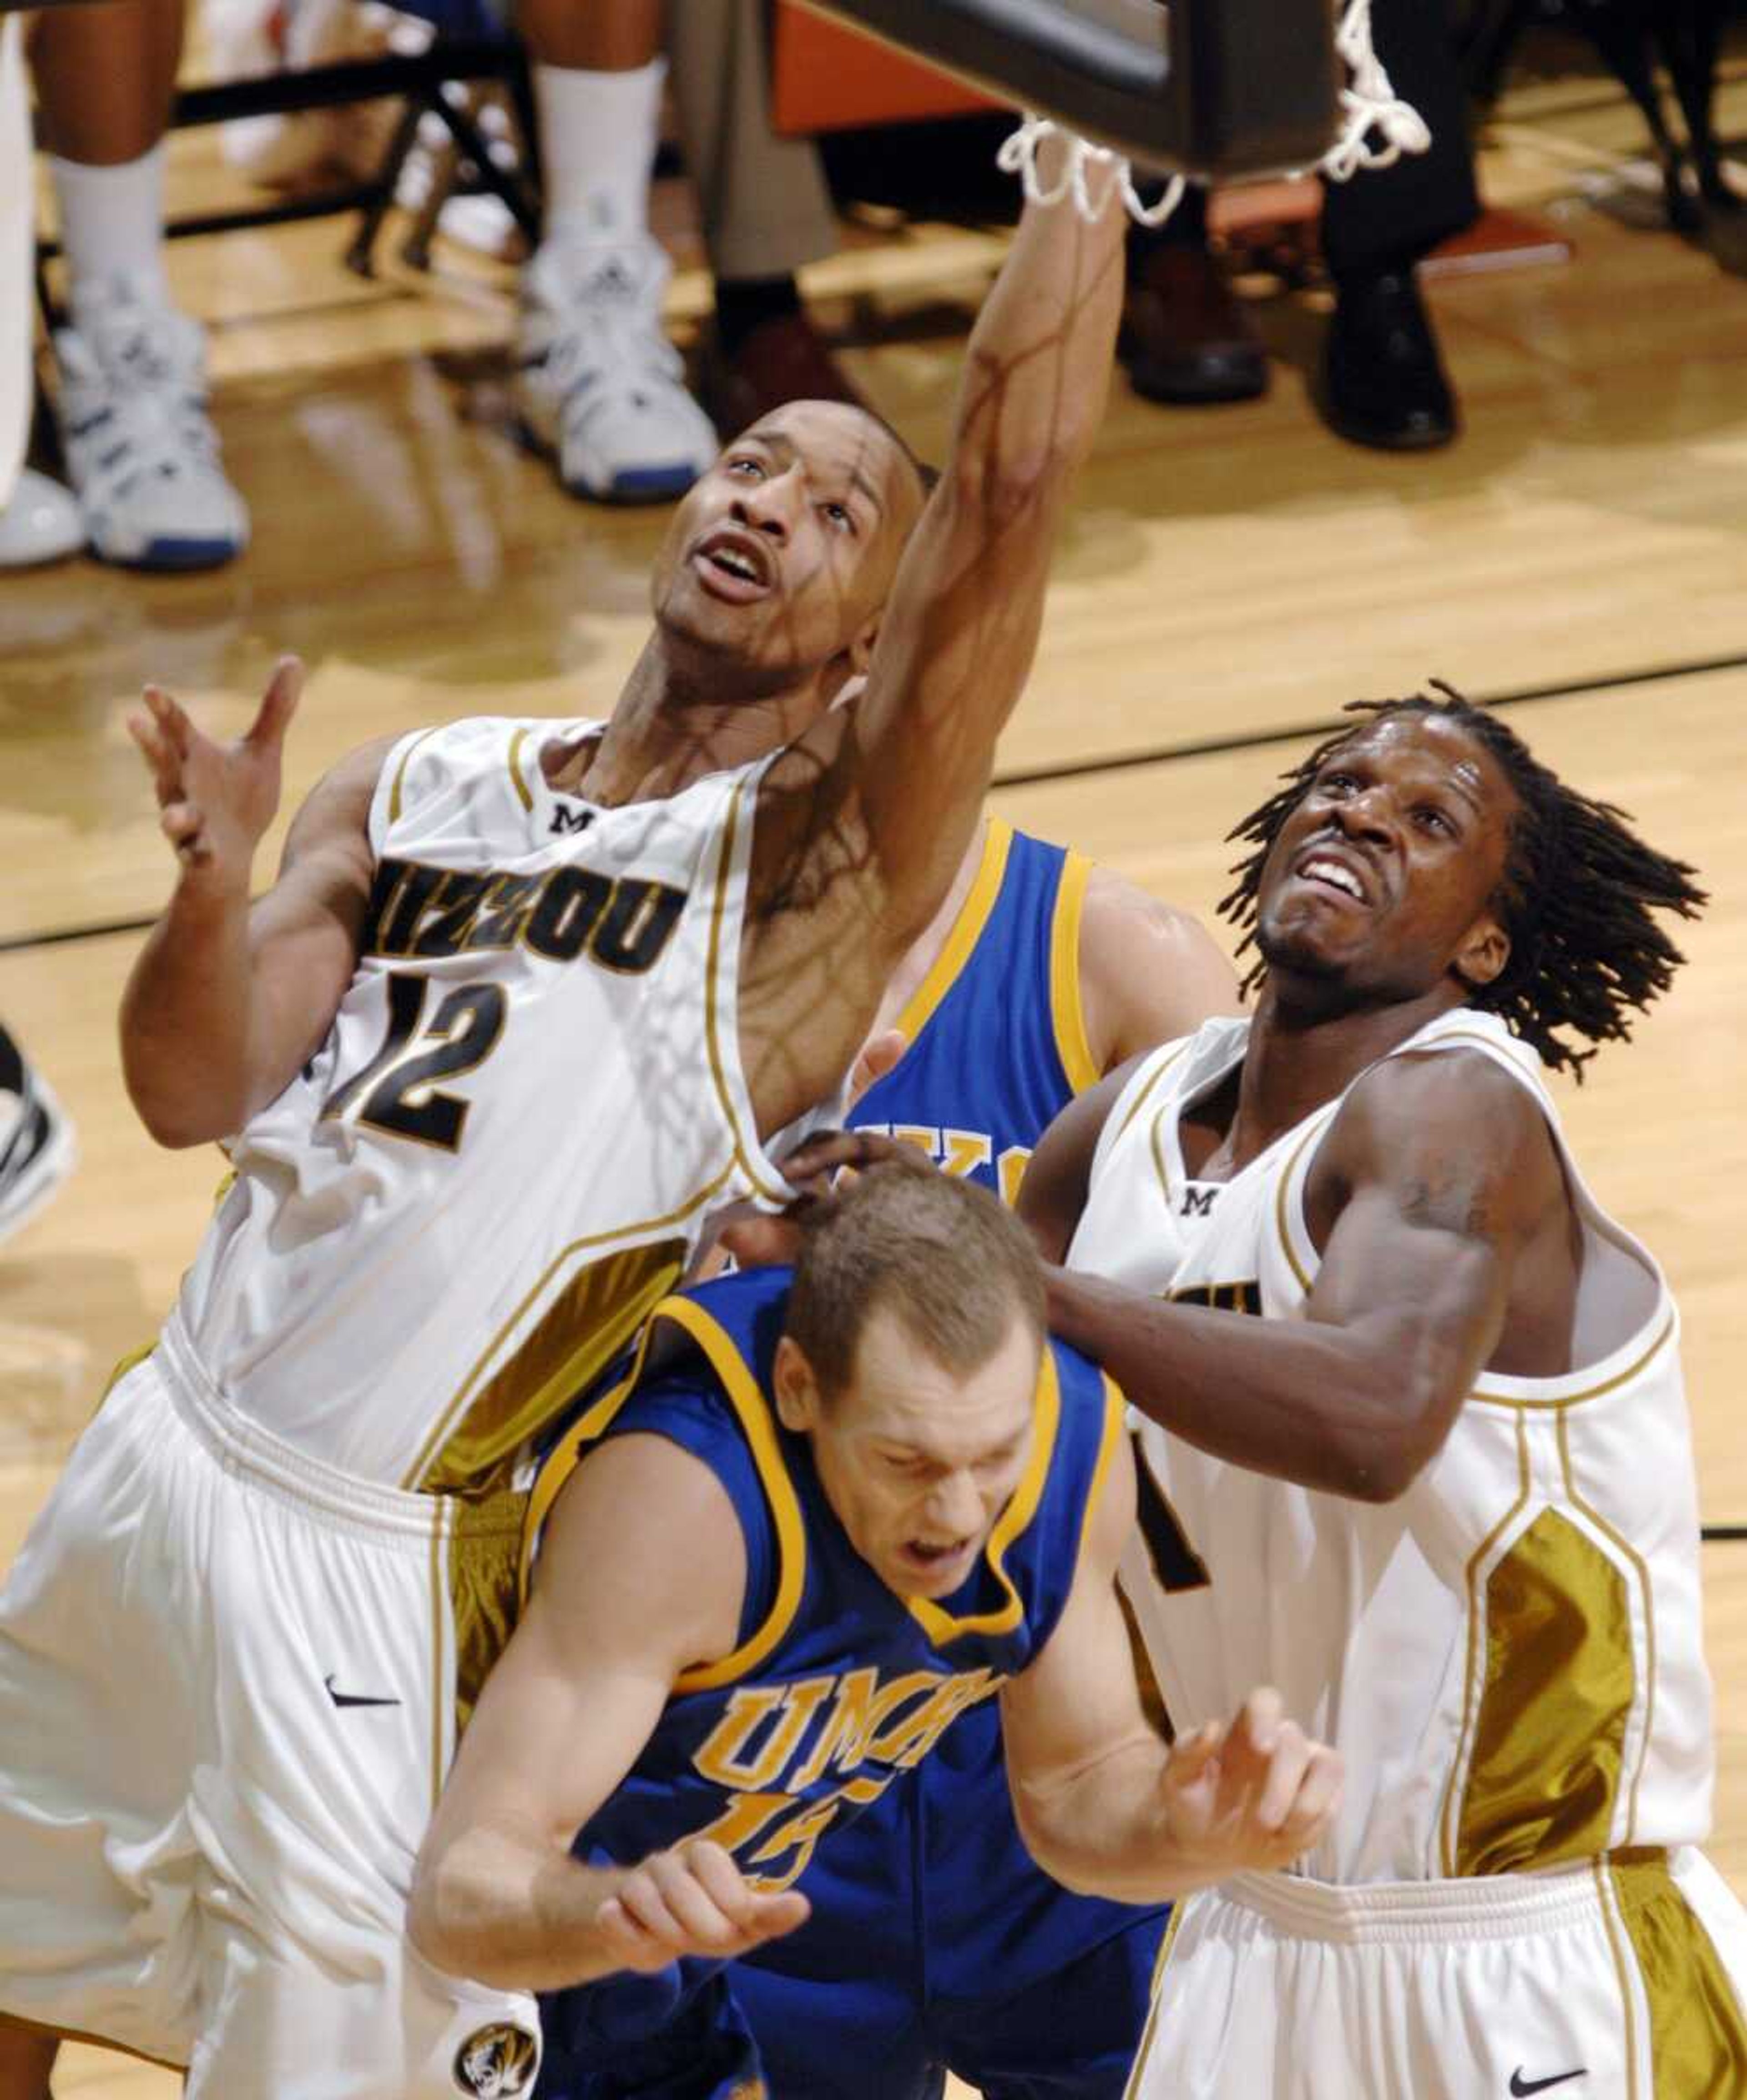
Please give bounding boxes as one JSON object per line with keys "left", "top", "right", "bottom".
{"left": 995, "top": 0, "right": 1433, "bottom": 226}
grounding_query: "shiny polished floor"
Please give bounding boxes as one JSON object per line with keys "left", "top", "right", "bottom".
{"left": 5, "top": 40, "right": 1747, "bottom": 2100}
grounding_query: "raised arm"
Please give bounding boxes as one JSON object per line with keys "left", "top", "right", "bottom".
{"left": 1002, "top": 1430, "right": 1340, "bottom": 1901}
{"left": 119, "top": 659, "right": 392, "bottom": 1147}
{"left": 848, "top": 185, "right": 1125, "bottom": 928}
{"left": 1041, "top": 1051, "right": 1570, "bottom": 1502}
{"left": 408, "top": 1433, "right": 807, "bottom": 1993}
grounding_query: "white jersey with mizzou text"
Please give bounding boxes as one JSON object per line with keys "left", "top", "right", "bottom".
{"left": 1070, "top": 1007, "right": 1715, "bottom": 1885}
{"left": 176, "top": 715, "right": 803, "bottom": 1494}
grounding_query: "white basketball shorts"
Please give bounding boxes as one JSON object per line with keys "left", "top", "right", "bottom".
{"left": 0, "top": 1312, "right": 540, "bottom": 2099}
{"left": 1127, "top": 1852, "right": 1747, "bottom": 2099}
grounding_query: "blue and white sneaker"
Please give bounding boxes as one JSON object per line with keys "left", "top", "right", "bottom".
{"left": 515, "top": 234, "right": 717, "bottom": 504}
{"left": 0, "top": 1027, "right": 76, "bottom": 1250}
{"left": 53, "top": 273, "right": 250, "bottom": 570}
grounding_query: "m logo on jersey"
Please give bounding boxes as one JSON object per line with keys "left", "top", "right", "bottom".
{"left": 453, "top": 2022, "right": 538, "bottom": 2098}
{"left": 1180, "top": 1187, "right": 1217, "bottom": 1218}
{"left": 549, "top": 803, "right": 593, "bottom": 836}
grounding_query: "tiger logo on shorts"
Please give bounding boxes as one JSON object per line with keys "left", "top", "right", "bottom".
{"left": 453, "top": 2021, "right": 539, "bottom": 2097}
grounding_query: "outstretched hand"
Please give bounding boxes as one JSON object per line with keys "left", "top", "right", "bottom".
{"left": 127, "top": 655, "right": 303, "bottom": 879}
{"left": 592, "top": 1839, "right": 810, "bottom": 1975}
{"left": 1160, "top": 1688, "right": 1342, "bottom": 1882}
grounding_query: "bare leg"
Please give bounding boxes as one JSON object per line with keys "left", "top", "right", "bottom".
{"left": 30, "top": 0, "right": 182, "bottom": 164}
{"left": 0, "top": 2018, "right": 58, "bottom": 2100}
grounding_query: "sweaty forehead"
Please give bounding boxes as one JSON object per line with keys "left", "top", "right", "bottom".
{"left": 1333, "top": 712, "right": 1515, "bottom": 812}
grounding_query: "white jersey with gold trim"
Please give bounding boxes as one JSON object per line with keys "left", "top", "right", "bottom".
{"left": 176, "top": 715, "right": 802, "bottom": 1494}
{"left": 1070, "top": 1006, "right": 1715, "bottom": 1885}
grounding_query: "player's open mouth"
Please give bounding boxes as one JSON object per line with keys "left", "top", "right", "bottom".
{"left": 693, "top": 529, "right": 774, "bottom": 603}
{"left": 1293, "top": 849, "right": 1372, "bottom": 906}
{"left": 902, "top": 1536, "right": 975, "bottom": 1576}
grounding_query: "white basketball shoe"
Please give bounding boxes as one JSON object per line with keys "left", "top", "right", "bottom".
{"left": 0, "top": 1027, "right": 76, "bottom": 1250}
{"left": 53, "top": 273, "right": 250, "bottom": 569}
{"left": 515, "top": 234, "right": 717, "bottom": 504}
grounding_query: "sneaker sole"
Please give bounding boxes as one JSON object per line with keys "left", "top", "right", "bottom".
{"left": 91, "top": 534, "right": 248, "bottom": 574}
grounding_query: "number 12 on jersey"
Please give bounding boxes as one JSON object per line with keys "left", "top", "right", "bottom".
{"left": 320, "top": 972, "right": 507, "bottom": 1152}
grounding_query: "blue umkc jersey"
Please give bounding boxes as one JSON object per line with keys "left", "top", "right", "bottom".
{"left": 524, "top": 1264, "right": 1122, "bottom": 2079}
{"left": 853, "top": 821, "right": 1099, "bottom": 1200}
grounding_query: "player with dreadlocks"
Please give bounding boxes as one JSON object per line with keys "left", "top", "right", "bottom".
{"left": 981, "top": 686, "right": 1746, "bottom": 2095}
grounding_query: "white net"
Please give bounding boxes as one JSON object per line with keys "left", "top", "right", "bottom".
{"left": 996, "top": 0, "right": 1433, "bottom": 225}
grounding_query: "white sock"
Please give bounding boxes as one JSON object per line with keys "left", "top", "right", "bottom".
{"left": 48, "top": 143, "right": 170, "bottom": 308}
{"left": 533, "top": 56, "right": 664, "bottom": 250}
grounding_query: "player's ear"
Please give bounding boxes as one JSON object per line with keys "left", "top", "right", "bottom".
{"left": 773, "top": 1335, "right": 823, "bottom": 1433}
{"left": 1452, "top": 908, "right": 1510, "bottom": 992}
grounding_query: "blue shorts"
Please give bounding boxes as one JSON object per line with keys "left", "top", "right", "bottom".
{"left": 537, "top": 1964, "right": 763, "bottom": 2100}
{"left": 734, "top": 1704, "right": 1168, "bottom": 2100}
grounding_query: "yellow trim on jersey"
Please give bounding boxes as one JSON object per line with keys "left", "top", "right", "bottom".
{"left": 1113, "top": 1042, "right": 1189, "bottom": 1148}
{"left": 657, "top": 1297, "right": 808, "bottom": 1692}
{"left": 889, "top": 820, "right": 1013, "bottom": 1049}
{"left": 1453, "top": 1503, "right": 1635, "bottom": 1876}
{"left": 519, "top": 1319, "right": 664, "bottom": 1606}
{"left": 1048, "top": 849, "right": 1101, "bottom": 1093}
{"left": 1610, "top": 1852, "right": 1747, "bottom": 2093}
{"left": 400, "top": 1162, "right": 739, "bottom": 1492}
{"left": 388, "top": 725, "right": 441, "bottom": 827}
{"left": 1073, "top": 1373, "right": 1127, "bottom": 1563}
{"left": 1272, "top": 1115, "right": 1329, "bottom": 1295}
{"left": 1440, "top": 1412, "right": 1534, "bottom": 1877}
{"left": 416, "top": 1239, "right": 687, "bottom": 1495}
{"left": 516, "top": 1294, "right": 809, "bottom": 1692}
{"left": 1558, "top": 1408, "right": 1658, "bottom": 1843}
{"left": 703, "top": 783, "right": 791, "bottom": 1208}
{"left": 96, "top": 1339, "right": 156, "bottom": 1405}
{"left": 1121, "top": 1900, "right": 1187, "bottom": 2100}
{"left": 1472, "top": 1309, "right": 1677, "bottom": 1413}
{"left": 904, "top": 1344, "right": 1063, "bottom": 1647}
{"left": 506, "top": 725, "right": 535, "bottom": 813}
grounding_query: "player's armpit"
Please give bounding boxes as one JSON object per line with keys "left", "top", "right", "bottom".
{"left": 1016, "top": 1062, "right": 1142, "bottom": 1263}
{"left": 408, "top": 1435, "right": 747, "bottom": 1993}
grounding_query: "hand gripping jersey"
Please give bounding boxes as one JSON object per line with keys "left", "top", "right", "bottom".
{"left": 176, "top": 715, "right": 802, "bottom": 1495}
{"left": 1071, "top": 1006, "right": 1716, "bottom": 1888}
{"left": 525, "top": 1265, "right": 1125, "bottom": 2099}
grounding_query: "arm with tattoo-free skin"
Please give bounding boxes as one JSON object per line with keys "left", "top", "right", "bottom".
{"left": 119, "top": 657, "right": 393, "bottom": 1148}
{"left": 740, "top": 179, "right": 1128, "bottom": 1133}
{"left": 1002, "top": 1433, "right": 1342, "bottom": 1898}
{"left": 1021, "top": 1050, "right": 1572, "bottom": 1502}
{"left": 1076, "top": 869, "right": 1242, "bottom": 1072}
{"left": 408, "top": 1433, "right": 808, "bottom": 1992}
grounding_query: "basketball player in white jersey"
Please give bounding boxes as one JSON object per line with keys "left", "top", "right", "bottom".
{"left": 1005, "top": 689, "right": 1745, "bottom": 2095}
{"left": 0, "top": 165, "right": 1131, "bottom": 2100}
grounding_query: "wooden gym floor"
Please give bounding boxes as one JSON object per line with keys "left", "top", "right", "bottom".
{"left": 5, "top": 40, "right": 1747, "bottom": 2098}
